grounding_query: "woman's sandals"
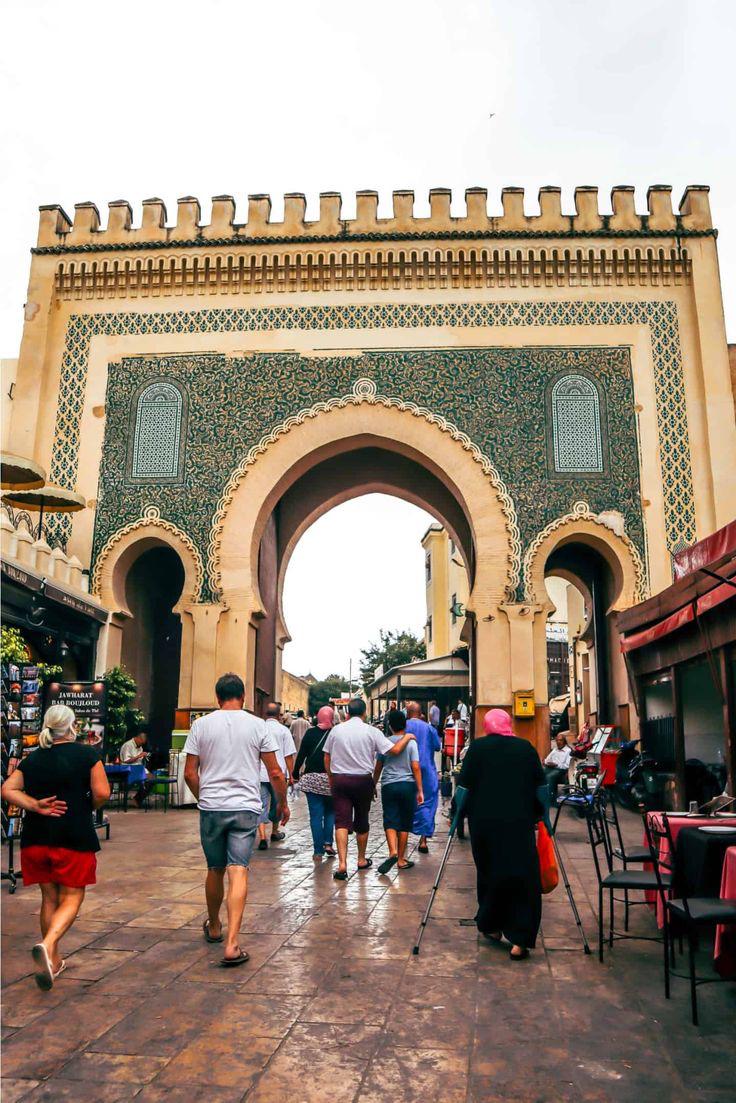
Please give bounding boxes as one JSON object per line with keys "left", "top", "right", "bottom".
{"left": 31, "top": 944, "right": 55, "bottom": 990}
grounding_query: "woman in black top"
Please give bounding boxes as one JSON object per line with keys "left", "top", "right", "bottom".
{"left": 1, "top": 704, "right": 110, "bottom": 989}
{"left": 456, "top": 709, "right": 549, "bottom": 960}
{"left": 293, "top": 705, "right": 335, "bottom": 861}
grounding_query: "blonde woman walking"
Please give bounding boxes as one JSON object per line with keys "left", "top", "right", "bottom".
{"left": 0, "top": 704, "right": 110, "bottom": 989}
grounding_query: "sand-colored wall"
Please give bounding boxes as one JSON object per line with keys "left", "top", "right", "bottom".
{"left": 7, "top": 184, "right": 735, "bottom": 752}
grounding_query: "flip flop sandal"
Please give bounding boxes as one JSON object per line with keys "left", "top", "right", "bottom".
{"left": 53, "top": 960, "right": 67, "bottom": 979}
{"left": 270, "top": 832, "right": 286, "bottom": 842}
{"left": 418, "top": 845, "right": 429, "bottom": 854}
{"left": 333, "top": 870, "right": 348, "bottom": 880}
{"left": 31, "top": 943, "right": 54, "bottom": 991}
{"left": 377, "top": 855, "right": 398, "bottom": 875}
{"left": 357, "top": 858, "right": 373, "bottom": 871}
{"left": 509, "top": 948, "right": 530, "bottom": 961}
{"left": 203, "top": 919, "right": 224, "bottom": 944}
{"left": 323, "top": 846, "right": 337, "bottom": 856}
{"left": 220, "top": 950, "right": 250, "bottom": 967}
{"left": 397, "top": 860, "right": 415, "bottom": 870}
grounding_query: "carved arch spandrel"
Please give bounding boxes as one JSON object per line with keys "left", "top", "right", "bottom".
{"left": 208, "top": 377, "right": 521, "bottom": 608}
{"left": 92, "top": 505, "right": 204, "bottom": 614}
{"left": 210, "top": 379, "right": 520, "bottom": 617}
{"left": 523, "top": 501, "right": 646, "bottom": 611}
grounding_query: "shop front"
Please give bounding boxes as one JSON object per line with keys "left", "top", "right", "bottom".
{"left": 618, "top": 521, "right": 736, "bottom": 807}
{"left": 1, "top": 559, "right": 108, "bottom": 680}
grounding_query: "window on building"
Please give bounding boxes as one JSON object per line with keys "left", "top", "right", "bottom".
{"left": 427, "top": 616, "right": 433, "bottom": 643}
{"left": 451, "top": 592, "right": 458, "bottom": 625}
{"left": 425, "top": 554, "right": 431, "bottom": 583}
{"left": 551, "top": 374, "right": 604, "bottom": 474}
{"left": 130, "top": 380, "right": 186, "bottom": 482}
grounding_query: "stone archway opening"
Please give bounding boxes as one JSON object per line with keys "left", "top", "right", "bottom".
{"left": 214, "top": 398, "right": 515, "bottom": 717}
{"left": 543, "top": 539, "right": 628, "bottom": 731}
{"left": 117, "top": 544, "right": 185, "bottom": 753}
{"left": 254, "top": 441, "right": 476, "bottom": 712}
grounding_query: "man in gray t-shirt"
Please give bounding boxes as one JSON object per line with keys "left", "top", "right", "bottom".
{"left": 373, "top": 709, "right": 424, "bottom": 874}
{"left": 184, "top": 673, "right": 289, "bottom": 967}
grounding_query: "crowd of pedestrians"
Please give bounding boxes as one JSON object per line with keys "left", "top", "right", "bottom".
{"left": 3, "top": 677, "right": 555, "bottom": 988}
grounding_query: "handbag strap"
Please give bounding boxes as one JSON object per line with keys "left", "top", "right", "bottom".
{"left": 304, "top": 729, "right": 331, "bottom": 774}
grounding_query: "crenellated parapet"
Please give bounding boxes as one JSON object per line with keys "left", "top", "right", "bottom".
{"left": 36, "top": 185, "right": 714, "bottom": 251}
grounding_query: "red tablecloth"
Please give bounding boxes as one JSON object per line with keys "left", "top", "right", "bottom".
{"left": 644, "top": 813, "right": 736, "bottom": 927}
{"left": 714, "top": 846, "right": 736, "bottom": 979}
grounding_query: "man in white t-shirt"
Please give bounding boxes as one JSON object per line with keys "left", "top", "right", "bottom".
{"left": 184, "top": 673, "right": 289, "bottom": 967}
{"left": 257, "top": 703, "right": 296, "bottom": 850}
{"left": 324, "top": 698, "right": 415, "bottom": 880}
{"left": 543, "top": 732, "right": 573, "bottom": 800}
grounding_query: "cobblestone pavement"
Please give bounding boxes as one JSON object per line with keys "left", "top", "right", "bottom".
{"left": 2, "top": 797, "right": 734, "bottom": 1102}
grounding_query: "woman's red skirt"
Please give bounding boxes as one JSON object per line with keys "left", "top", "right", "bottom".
{"left": 21, "top": 846, "right": 97, "bottom": 888}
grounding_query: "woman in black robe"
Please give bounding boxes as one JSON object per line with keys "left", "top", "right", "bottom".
{"left": 456, "top": 708, "right": 549, "bottom": 959}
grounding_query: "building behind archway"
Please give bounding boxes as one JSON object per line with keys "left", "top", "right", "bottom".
{"left": 3, "top": 183, "right": 735, "bottom": 759}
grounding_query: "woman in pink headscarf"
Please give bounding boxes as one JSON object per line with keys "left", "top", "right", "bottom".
{"left": 293, "top": 707, "right": 336, "bottom": 862}
{"left": 455, "top": 708, "right": 549, "bottom": 959}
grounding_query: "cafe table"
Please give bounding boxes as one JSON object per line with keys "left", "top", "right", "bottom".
{"left": 714, "top": 846, "right": 736, "bottom": 979}
{"left": 644, "top": 812, "right": 736, "bottom": 927}
{"left": 104, "top": 763, "right": 147, "bottom": 811}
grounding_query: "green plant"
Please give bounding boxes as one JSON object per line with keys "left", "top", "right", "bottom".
{"left": 103, "top": 665, "right": 144, "bottom": 754}
{"left": 308, "top": 674, "right": 350, "bottom": 715}
{"left": 359, "top": 628, "right": 426, "bottom": 686}
{"left": 37, "top": 663, "right": 63, "bottom": 685}
{"left": 0, "top": 626, "right": 30, "bottom": 666}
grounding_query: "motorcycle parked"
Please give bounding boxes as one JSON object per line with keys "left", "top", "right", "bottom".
{"left": 614, "top": 739, "right": 666, "bottom": 811}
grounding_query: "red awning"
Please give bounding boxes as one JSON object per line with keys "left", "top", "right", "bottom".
{"left": 621, "top": 579, "right": 735, "bottom": 653}
{"left": 621, "top": 603, "right": 695, "bottom": 653}
{"left": 673, "top": 519, "right": 736, "bottom": 581}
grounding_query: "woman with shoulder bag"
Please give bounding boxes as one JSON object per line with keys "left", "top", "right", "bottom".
{"left": 293, "top": 706, "right": 336, "bottom": 862}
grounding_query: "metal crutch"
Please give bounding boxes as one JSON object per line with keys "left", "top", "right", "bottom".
{"left": 551, "top": 827, "right": 591, "bottom": 954}
{"left": 412, "top": 825, "right": 457, "bottom": 955}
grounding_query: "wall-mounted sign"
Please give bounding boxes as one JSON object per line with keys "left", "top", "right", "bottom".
{"left": 46, "top": 680, "right": 107, "bottom": 747}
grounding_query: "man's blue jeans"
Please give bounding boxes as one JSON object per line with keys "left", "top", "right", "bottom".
{"left": 305, "top": 792, "right": 335, "bottom": 855}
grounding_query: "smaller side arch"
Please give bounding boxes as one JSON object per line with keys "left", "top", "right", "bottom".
{"left": 523, "top": 502, "right": 646, "bottom": 610}
{"left": 92, "top": 505, "right": 204, "bottom": 613}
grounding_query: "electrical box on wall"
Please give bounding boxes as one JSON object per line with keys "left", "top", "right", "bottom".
{"left": 513, "top": 690, "right": 535, "bottom": 718}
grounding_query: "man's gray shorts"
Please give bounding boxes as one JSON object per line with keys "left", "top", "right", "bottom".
{"left": 199, "top": 809, "right": 259, "bottom": 869}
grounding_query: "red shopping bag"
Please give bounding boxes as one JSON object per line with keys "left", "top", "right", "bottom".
{"left": 537, "top": 823, "right": 559, "bottom": 895}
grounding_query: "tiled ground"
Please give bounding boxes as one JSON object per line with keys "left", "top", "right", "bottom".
{"left": 2, "top": 797, "right": 734, "bottom": 1102}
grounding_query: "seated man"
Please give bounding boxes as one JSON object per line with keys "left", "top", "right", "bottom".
{"left": 544, "top": 732, "right": 572, "bottom": 801}
{"left": 119, "top": 728, "right": 154, "bottom": 807}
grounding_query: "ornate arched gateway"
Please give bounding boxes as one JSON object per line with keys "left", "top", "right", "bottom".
{"left": 7, "top": 185, "right": 736, "bottom": 751}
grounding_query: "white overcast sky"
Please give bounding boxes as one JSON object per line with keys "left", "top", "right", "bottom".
{"left": 2, "top": 0, "right": 734, "bottom": 679}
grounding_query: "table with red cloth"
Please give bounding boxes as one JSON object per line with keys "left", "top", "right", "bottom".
{"left": 644, "top": 813, "right": 736, "bottom": 927}
{"left": 714, "top": 846, "right": 736, "bottom": 979}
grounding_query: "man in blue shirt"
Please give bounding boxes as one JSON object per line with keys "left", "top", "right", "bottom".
{"left": 406, "top": 701, "right": 441, "bottom": 853}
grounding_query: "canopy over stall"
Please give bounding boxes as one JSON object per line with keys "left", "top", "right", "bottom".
{"left": 2, "top": 485, "right": 85, "bottom": 541}
{"left": 366, "top": 653, "right": 469, "bottom": 719}
{"left": 0, "top": 452, "right": 46, "bottom": 490}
